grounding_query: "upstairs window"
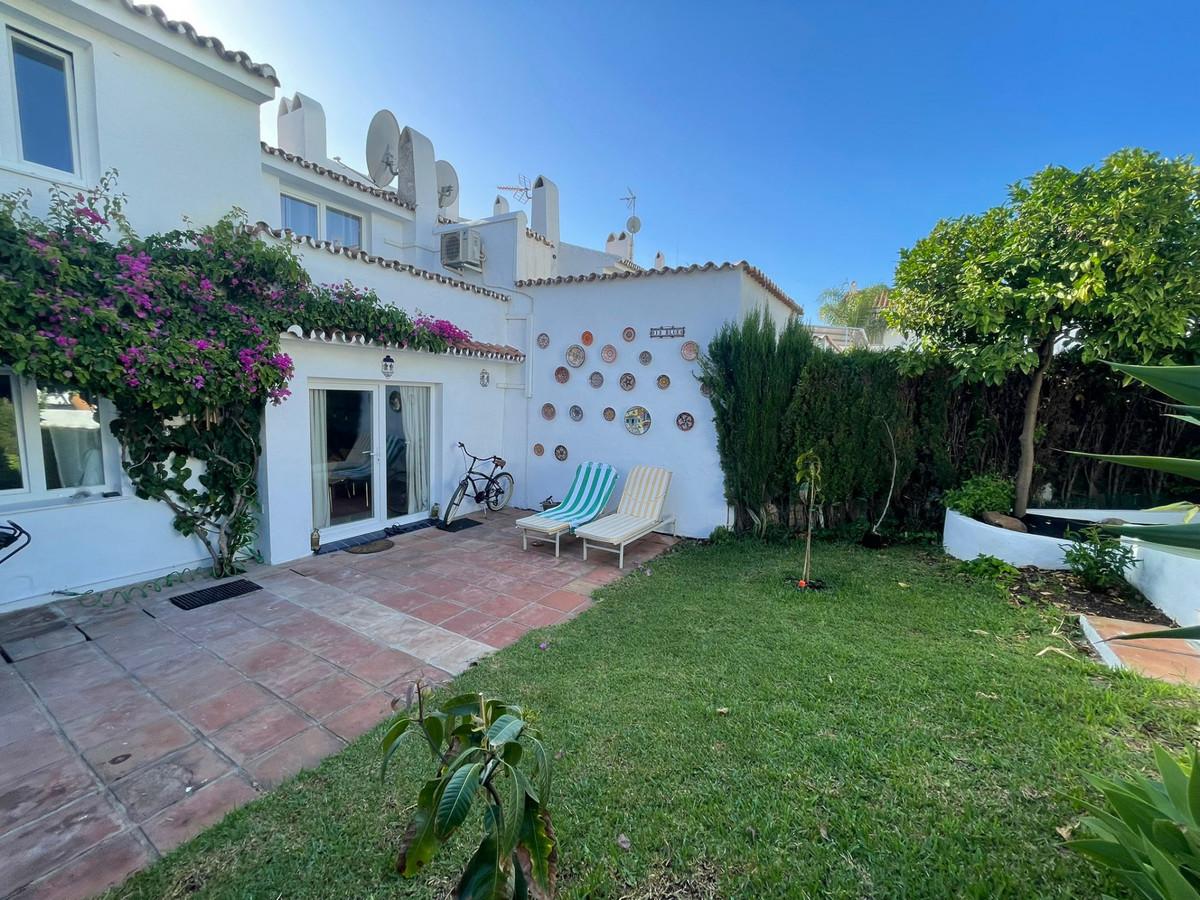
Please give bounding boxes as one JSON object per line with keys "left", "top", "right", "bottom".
{"left": 10, "top": 31, "right": 76, "bottom": 174}
{"left": 326, "top": 207, "right": 361, "bottom": 249}
{"left": 280, "top": 194, "right": 318, "bottom": 239}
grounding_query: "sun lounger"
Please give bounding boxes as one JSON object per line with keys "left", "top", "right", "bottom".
{"left": 515, "top": 461, "right": 618, "bottom": 557}
{"left": 574, "top": 465, "right": 675, "bottom": 568}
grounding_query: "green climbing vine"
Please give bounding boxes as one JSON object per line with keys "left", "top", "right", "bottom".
{"left": 0, "top": 174, "right": 471, "bottom": 576}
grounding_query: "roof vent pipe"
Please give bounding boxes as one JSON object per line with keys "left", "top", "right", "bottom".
{"left": 531, "top": 176, "right": 559, "bottom": 244}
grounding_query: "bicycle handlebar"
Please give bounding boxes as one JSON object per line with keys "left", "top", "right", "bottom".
{"left": 457, "top": 442, "right": 502, "bottom": 466}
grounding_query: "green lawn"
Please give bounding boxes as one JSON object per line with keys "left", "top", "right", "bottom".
{"left": 112, "top": 540, "right": 1198, "bottom": 899}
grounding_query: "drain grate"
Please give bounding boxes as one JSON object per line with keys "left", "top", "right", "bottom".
{"left": 170, "top": 579, "right": 261, "bottom": 611}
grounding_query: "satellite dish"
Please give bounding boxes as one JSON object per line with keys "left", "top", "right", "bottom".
{"left": 435, "top": 160, "right": 459, "bottom": 209}
{"left": 626, "top": 215, "right": 642, "bottom": 234}
{"left": 365, "top": 109, "right": 401, "bottom": 187}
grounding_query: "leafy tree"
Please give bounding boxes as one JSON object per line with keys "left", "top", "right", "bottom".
{"left": 818, "top": 282, "right": 891, "bottom": 343}
{"left": 888, "top": 149, "right": 1200, "bottom": 517}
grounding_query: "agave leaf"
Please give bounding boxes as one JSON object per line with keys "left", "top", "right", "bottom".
{"left": 1189, "top": 748, "right": 1200, "bottom": 826}
{"left": 1144, "top": 840, "right": 1200, "bottom": 900}
{"left": 436, "top": 761, "right": 483, "bottom": 838}
{"left": 1165, "top": 414, "right": 1200, "bottom": 428}
{"left": 1069, "top": 451, "right": 1200, "bottom": 482}
{"left": 1099, "top": 523, "right": 1200, "bottom": 552}
{"left": 1155, "top": 747, "right": 1196, "bottom": 825}
{"left": 1066, "top": 837, "right": 1142, "bottom": 871}
{"left": 453, "top": 830, "right": 509, "bottom": 900}
{"left": 1110, "top": 625, "right": 1200, "bottom": 641}
{"left": 486, "top": 714, "right": 525, "bottom": 748}
{"left": 1107, "top": 362, "right": 1200, "bottom": 405}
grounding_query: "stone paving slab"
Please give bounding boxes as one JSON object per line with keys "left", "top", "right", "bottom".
{"left": 0, "top": 509, "right": 677, "bottom": 897}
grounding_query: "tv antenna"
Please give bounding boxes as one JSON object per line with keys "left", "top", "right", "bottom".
{"left": 495, "top": 174, "right": 533, "bottom": 203}
{"left": 621, "top": 187, "right": 641, "bottom": 234}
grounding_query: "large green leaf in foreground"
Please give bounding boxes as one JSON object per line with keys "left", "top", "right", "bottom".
{"left": 1098, "top": 522, "right": 1200, "bottom": 551}
{"left": 1069, "top": 452, "right": 1200, "bottom": 482}
{"left": 1108, "top": 362, "right": 1200, "bottom": 405}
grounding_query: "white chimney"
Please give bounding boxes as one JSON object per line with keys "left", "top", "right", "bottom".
{"left": 531, "top": 175, "right": 559, "bottom": 244}
{"left": 606, "top": 230, "right": 633, "bottom": 260}
{"left": 494, "top": 195, "right": 510, "bottom": 216}
{"left": 654, "top": 251, "right": 665, "bottom": 270}
{"left": 276, "top": 93, "right": 327, "bottom": 162}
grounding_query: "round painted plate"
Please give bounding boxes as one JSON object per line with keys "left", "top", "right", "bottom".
{"left": 536, "top": 332, "right": 550, "bottom": 349}
{"left": 569, "top": 404, "right": 583, "bottom": 421}
{"left": 581, "top": 330, "right": 594, "bottom": 346}
{"left": 657, "top": 374, "right": 670, "bottom": 389}
{"left": 622, "top": 326, "right": 636, "bottom": 342}
{"left": 601, "top": 344, "right": 618, "bottom": 364}
{"left": 554, "top": 444, "right": 568, "bottom": 461}
{"left": 619, "top": 372, "right": 636, "bottom": 391}
{"left": 639, "top": 350, "right": 652, "bottom": 366}
{"left": 588, "top": 371, "right": 604, "bottom": 388}
{"left": 624, "top": 405, "right": 652, "bottom": 435}
{"left": 699, "top": 382, "right": 713, "bottom": 398}
{"left": 541, "top": 403, "right": 556, "bottom": 420}
{"left": 533, "top": 442, "right": 544, "bottom": 456}
{"left": 680, "top": 340, "right": 700, "bottom": 361}
{"left": 676, "top": 412, "right": 695, "bottom": 431}
{"left": 565, "top": 344, "right": 586, "bottom": 367}
{"left": 554, "top": 366, "right": 570, "bottom": 384}
{"left": 603, "top": 406, "right": 616, "bottom": 421}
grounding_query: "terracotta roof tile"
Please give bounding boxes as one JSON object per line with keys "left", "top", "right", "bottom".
{"left": 283, "top": 325, "right": 524, "bottom": 363}
{"left": 244, "top": 222, "right": 511, "bottom": 303}
{"left": 525, "top": 227, "right": 554, "bottom": 247}
{"left": 116, "top": 1, "right": 279, "bottom": 85}
{"left": 517, "top": 261, "right": 802, "bottom": 314}
{"left": 262, "top": 144, "right": 415, "bottom": 210}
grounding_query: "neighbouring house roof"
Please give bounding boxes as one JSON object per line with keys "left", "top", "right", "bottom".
{"left": 262, "top": 144, "right": 415, "bottom": 211}
{"left": 516, "top": 261, "right": 802, "bottom": 314}
{"left": 244, "top": 222, "right": 512, "bottom": 303}
{"left": 282, "top": 325, "right": 524, "bottom": 363}
{"left": 115, "top": 1, "right": 279, "bottom": 85}
{"left": 525, "top": 227, "right": 554, "bottom": 247}
{"left": 809, "top": 324, "right": 869, "bottom": 352}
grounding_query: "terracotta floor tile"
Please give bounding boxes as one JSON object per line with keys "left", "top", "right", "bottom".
{"left": 322, "top": 692, "right": 397, "bottom": 742}
{"left": 476, "top": 620, "right": 532, "bottom": 649}
{"left": 2, "top": 728, "right": 74, "bottom": 785}
{"left": 562, "top": 578, "right": 598, "bottom": 597}
{"left": 0, "top": 792, "right": 124, "bottom": 893}
{"left": 375, "top": 589, "right": 434, "bottom": 614}
{"left": 256, "top": 656, "right": 339, "bottom": 698}
{"left": 18, "top": 829, "right": 151, "bottom": 900}
{"left": 0, "top": 755, "right": 97, "bottom": 836}
{"left": 179, "top": 681, "right": 275, "bottom": 733}
{"left": 511, "top": 604, "right": 568, "bottom": 629}
{"left": 227, "top": 640, "right": 312, "bottom": 676}
{"left": 538, "top": 590, "right": 591, "bottom": 613}
{"left": 308, "top": 630, "right": 386, "bottom": 667}
{"left": 441, "top": 609, "right": 502, "bottom": 638}
{"left": 149, "top": 661, "right": 246, "bottom": 709}
{"left": 345, "top": 647, "right": 425, "bottom": 686}
{"left": 410, "top": 599, "right": 467, "bottom": 626}
{"left": 39, "top": 677, "right": 147, "bottom": 724}
{"left": 141, "top": 773, "right": 259, "bottom": 854}
{"left": 210, "top": 703, "right": 309, "bottom": 765}
{"left": 245, "top": 727, "right": 345, "bottom": 788}
{"left": 82, "top": 717, "right": 195, "bottom": 784}
{"left": 290, "top": 673, "right": 374, "bottom": 719}
{"left": 111, "top": 742, "right": 231, "bottom": 822}
{"left": 59, "top": 692, "right": 172, "bottom": 751}
{"left": 473, "top": 594, "right": 527, "bottom": 619}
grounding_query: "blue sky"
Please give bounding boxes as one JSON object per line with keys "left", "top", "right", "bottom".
{"left": 165, "top": 0, "right": 1198, "bottom": 319}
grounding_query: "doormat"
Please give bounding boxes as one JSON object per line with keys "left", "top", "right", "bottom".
{"left": 170, "top": 579, "right": 261, "bottom": 611}
{"left": 317, "top": 519, "right": 439, "bottom": 556}
{"left": 438, "top": 517, "right": 483, "bottom": 533}
{"left": 345, "top": 539, "right": 394, "bottom": 554}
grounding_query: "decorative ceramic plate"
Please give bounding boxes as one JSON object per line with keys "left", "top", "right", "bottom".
{"left": 554, "top": 366, "right": 570, "bottom": 384}
{"left": 619, "top": 372, "right": 636, "bottom": 391}
{"left": 569, "top": 404, "right": 583, "bottom": 422}
{"left": 603, "top": 406, "right": 616, "bottom": 422}
{"left": 699, "top": 382, "right": 713, "bottom": 398}
{"left": 533, "top": 442, "right": 544, "bottom": 456}
{"left": 680, "top": 340, "right": 700, "bottom": 361}
{"left": 565, "top": 344, "right": 586, "bottom": 367}
{"left": 541, "top": 403, "right": 556, "bottom": 420}
{"left": 676, "top": 412, "right": 695, "bottom": 431}
{"left": 622, "top": 326, "right": 636, "bottom": 342}
{"left": 554, "top": 444, "right": 568, "bottom": 461}
{"left": 536, "top": 332, "right": 550, "bottom": 349}
{"left": 588, "top": 371, "right": 604, "bottom": 388}
{"left": 624, "top": 405, "right": 652, "bottom": 435}
{"left": 657, "top": 374, "right": 670, "bottom": 389}
{"left": 581, "top": 330, "right": 594, "bottom": 346}
{"left": 639, "top": 350, "right": 652, "bottom": 366}
{"left": 601, "top": 344, "right": 617, "bottom": 364}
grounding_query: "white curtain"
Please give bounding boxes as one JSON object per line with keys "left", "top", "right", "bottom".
{"left": 400, "top": 386, "right": 430, "bottom": 514}
{"left": 310, "top": 389, "right": 330, "bottom": 529}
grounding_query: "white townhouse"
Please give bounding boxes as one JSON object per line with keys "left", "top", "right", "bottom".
{"left": 0, "top": 0, "right": 801, "bottom": 609}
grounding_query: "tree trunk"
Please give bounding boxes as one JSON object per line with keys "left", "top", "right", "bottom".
{"left": 1014, "top": 339, "right": 1056, "bottom": 518}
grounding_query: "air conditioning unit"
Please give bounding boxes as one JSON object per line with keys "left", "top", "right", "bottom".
{"left": 440, "top": 228, "right": 482, "bottom": 272}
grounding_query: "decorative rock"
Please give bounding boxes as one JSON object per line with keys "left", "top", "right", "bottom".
{"left": 981, "top": 511, "right": 1027, "bottom": 533}
{"left": 1098, "top": 517, "right": 1127, "bottom": 525}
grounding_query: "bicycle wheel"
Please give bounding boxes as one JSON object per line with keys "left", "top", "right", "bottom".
{"left": 443, "top": 479, "right": 469, "bottom": 525}
{"left": 486, "top": 473, "right": 515, "bottom": 511}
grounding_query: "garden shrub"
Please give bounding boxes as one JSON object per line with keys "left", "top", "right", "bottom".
{"left": 956, "top": 553, "right": 1020, "bottom": 586}
{"left": 1062, "top": 527, "right": 1138, "bottom": 591}
{"left": 943, "top": 474, "right": 1015, "bottom": 518}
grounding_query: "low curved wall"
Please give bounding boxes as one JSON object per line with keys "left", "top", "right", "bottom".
{"left": 1126, "top": 543, "right": 1200, "bottom": 627}
{"left": 943, "top": 510, "right": 1071, "bottom": 569}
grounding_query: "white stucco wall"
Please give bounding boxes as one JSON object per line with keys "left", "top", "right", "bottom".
{"left": 1126, "top": 543, "right": 1200, "bottom": 627}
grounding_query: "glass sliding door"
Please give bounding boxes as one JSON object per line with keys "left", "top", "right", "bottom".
{"left": 385, "top": 386, "right": 431, "bottom": 518}
{"left": 311, "top": 388, "right": 374, "bottom": 528}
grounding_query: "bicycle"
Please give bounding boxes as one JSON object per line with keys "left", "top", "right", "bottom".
{"left": 442, "top": 442, "right": 515, "bottom": 526}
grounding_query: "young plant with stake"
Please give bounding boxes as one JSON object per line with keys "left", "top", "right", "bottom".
{"left": 381, "top": 684, "right": 556, "bottom": 899}
{"left": 794, "top": 451, "right": 822, "bottom": 588}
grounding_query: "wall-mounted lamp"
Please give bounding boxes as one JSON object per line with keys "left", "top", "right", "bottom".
{"left": 381, "top": 354, "right": 395, "bottom": 378}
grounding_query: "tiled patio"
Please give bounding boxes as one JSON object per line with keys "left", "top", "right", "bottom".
{"left": 1081, "top": 614, "right": 1200, "bottom": 687}
{"left": 0, "top": 509, "right": 676, "bottom": 899}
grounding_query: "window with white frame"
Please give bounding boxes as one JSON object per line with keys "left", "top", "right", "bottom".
{"left": 279, "top": 192, "right": 364, "bottom": 248}
{"left": 0, "top": 371, "right": 118, "bottom": 503}
{"left": 9, "top": 30, "right": 77, "bottom": 174}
